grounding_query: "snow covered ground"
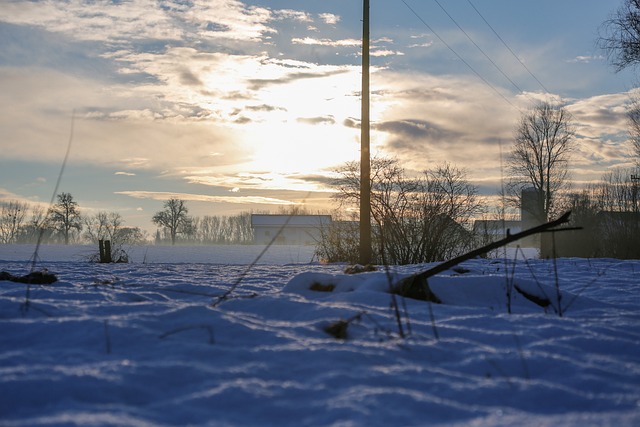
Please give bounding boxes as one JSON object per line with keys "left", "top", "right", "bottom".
{"left": 1, "top": 244, "right": 639, "bottom": 426}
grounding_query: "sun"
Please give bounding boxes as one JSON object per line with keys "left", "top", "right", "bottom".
{"left": 239, "top": 68, "right": 365, "bottom": 182}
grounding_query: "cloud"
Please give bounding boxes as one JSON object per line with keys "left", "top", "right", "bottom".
{"left": 274, "top": 10, "right": 313, "bottom": 23}
{"left": 183, "top": 171, "right": 328, "bottom": 193}
{"left": 246, "top": 104, "right": 287, "bottom": 112}
{"left": 115, "top": 190, "right": 298, "bottom": 206}
{"left": 297, "top": 116, "right": 336, "bottom": 125}
{"left": 115, "top": 172, "right": 137, "bottom": 176}
{"left": 568, "top": 92, "right": 632, "bottom": 138}
{"left": 371, "top": 49, "right": 404, "bottom": 57}
{"left": 319, "top": 13, "right": 340, "bottom": 25}
{"left": 1, "top": 0, "right": 276, "bottom": 43}
{"left": 567, "top": 55, "right": 605, "bottom": 64}
{"left": 246, "top": 67, "right": 351, "bottom": 91}
{"left": 178, "top": 68, "right": 204, "bottom": 87}
{"left": 0, "top": 187, "right": 49, "bottom": 209}
{"left": 376, "top": 119, "right": 461, "bottom": 141}
{"left": 292, "top": 37, "right": 360, "bottom": 47}
{"left": 118, "top": 158, "right": 151, "bottom": 169}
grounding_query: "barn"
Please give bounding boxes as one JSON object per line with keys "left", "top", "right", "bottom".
{"left": 250, "top": 214, "right": 332, "bottom": 245}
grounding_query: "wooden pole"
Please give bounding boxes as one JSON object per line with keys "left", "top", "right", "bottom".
{"left": 359, "top": 0, "right": 372, "bottom": 265}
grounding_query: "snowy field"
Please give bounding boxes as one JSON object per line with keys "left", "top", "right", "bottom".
{"left": 1, "top": 244, "right": 639, "bottom": 426}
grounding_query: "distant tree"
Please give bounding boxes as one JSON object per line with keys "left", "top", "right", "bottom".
{"left": 0, "top": 200, "right": 29, "bottom": 244}
{"left": 83, "top": 211, "right": 147, "bottom": 261}
{"left": 598, "top": 0, "right": 640, "bottom": 73}
{"left": 83, "top": 211, "right": 147, "bottom": 245}
{"left": 83, "top": 211, "right": 121, "bottom": 243}
{"left": 192, "top": 212, "right": 254, "bottom": 244}
{"left": 554, "top": 167, "right": 640, "bottom": 258}
{"left": 16, "top": 205, "right": 53, "bottom": 244}
{"left": 49, "top": 193, "right": 82, "bottom": 245}
{"left": 506, "top": 102, "right": 576, "bottom": 223}
{"left": 152, "top": 198, "right": 192, "bottom": 245}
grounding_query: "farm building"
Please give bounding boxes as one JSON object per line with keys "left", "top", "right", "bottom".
{"left": 473, "top": 219, "right": 522, "bottom": 240}
{"left": 251, "top": 214, "right": 332, "bottom": 245}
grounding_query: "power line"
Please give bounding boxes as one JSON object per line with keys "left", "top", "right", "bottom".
{"left": 399, "top": 0, "right": 521, "bottom": 112}
{"left": 432, "top": 0, "right": 527, "bottom": 96}
{"left": 465, "top": 0, "right": 551, "bottom": 94}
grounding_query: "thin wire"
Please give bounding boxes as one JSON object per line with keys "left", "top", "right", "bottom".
{"left": 465, "top": 0, "right": 550, "bottom": 94}
{"left": 399, "top": 0, "right": 521, "bottom": 112}
{"left": 432, "top": 0, "right": 527, "bottom": 96}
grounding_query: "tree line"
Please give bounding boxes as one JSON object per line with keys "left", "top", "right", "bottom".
{"left": 151, "top": 198, "right": 254, "bottom": 245}
{"left": 0, "top": 193, "right": 148, "bottom": 246}
{"left": 0, "top": 194, "right": 259, "bottom": 247}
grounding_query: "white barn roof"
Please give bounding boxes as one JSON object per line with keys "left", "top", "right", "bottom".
{"left": 251, "top": 214, "right": 332, "bottom": 227}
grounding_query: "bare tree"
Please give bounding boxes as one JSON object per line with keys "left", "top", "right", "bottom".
{"left": 330, "top": 157, "right": 480, "bottom": 264}
{"left": 83, "top": 211, "right": 147, "bottom": 261}
{"left": 315, "top": 210, "right": 360, "bottom": 264}
{"left": 0, "top": 200, "right": 29, "bottom": 244}
{"left": 506, "top": 102, "right": 576, "bottom": 223}
{"left": 598, "top": 0, "right": 640, "bottom": 72}
{"left": 84, "top": 212, "right": 120, "bottom": 243}
{"left": 597, "top": 1, "right": 640, "bottom": 163}
{"left": 49, "top": 193, "right": 82, "bottom": 244}
{"left": 595, "top": 167, "right": 640, "bottom": 214}
{"left": 555, "top": 167, "right": 640, "bottom": 258}
{"left": 152, "top": 198, "right": 192, "bottom": 245}
{"left": 16, "top": 205, "right": 51, "bottom": 243}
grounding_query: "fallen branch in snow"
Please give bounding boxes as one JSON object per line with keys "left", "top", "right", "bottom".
{"left": 392, "top": 211, "right": 574, "bottom": 302}
{"left": 0, "top": 270, "right": 58, "bottom": 285}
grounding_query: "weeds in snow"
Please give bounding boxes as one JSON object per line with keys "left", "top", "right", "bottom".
{"left": 159, "top": 324, "right": 215, "bottom": 345}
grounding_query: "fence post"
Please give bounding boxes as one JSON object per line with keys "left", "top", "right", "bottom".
{"left": 99, "top": 239, "right": 105, "bottom": 262}
{"left": 104, "top": 240, "right": 112, "bottom": 263}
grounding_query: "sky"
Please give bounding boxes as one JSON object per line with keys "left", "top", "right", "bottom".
{"left": 0, "top": 0, "right": 637, "bottom": 235}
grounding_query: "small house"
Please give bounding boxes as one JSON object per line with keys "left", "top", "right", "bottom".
{"left": 251, "top": 214, "right": 332, "bottom": 245}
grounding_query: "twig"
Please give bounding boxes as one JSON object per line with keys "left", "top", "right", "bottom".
{"left": 22, "top": 110, "right": 75, "bottom": 315}
{"left": 378, "top": 223, "right": 407, "bottom": 338}
{"left": 562, "top": 262, "right": 617, "bottom": 313}
{"left": 29, "top": 110, "right": 75, "bottom": 272}
{"left": 404, "top": 211, "right": 572, "bottom": 284}
{"left": 551, "top": 231, "right": 563, "bottom": 317}
{"left": 210, "top": 203, "right": 311, "bottom": 308}
{"left": 159, "top": 324, "right": 215, "bottom": 344}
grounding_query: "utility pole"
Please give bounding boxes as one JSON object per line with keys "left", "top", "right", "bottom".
{"left": 632, "top": 173, "right": 639, "bottom": 213}
{"left": 359, "top": 0, "right": 372, "bottom": 265}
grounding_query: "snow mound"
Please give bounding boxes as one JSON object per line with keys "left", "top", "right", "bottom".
{"left": 283, "top": 269, "right": 602, "bottom": 314}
